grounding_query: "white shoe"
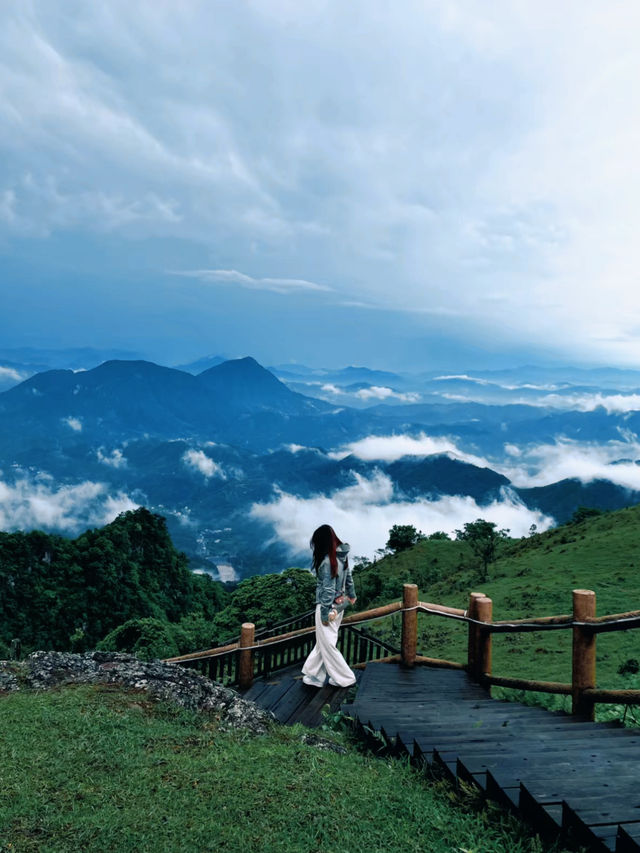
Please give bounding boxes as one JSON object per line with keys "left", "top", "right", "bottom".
{"left": 302, "top": 676, "right": 324, "bottom": 687}
{"left": 328, "top": 678, "right": 356, "bottom": 687}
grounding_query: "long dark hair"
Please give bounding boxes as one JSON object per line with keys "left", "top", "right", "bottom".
{"left": 310, "top": 524, "right": 345, "bottom": 577}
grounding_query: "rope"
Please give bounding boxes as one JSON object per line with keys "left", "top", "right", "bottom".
{"left": 174, "top": 604, "right": 640, "bottom": 663}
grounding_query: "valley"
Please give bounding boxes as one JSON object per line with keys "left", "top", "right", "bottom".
{"left": 1, "top": 351, "right": 640, "bottom": 580}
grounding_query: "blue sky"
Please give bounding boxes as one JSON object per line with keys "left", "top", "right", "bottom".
{"left": 2, "top": 1, "right": 640, "bottom": 371}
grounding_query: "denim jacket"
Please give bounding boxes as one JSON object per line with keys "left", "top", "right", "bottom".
{"left": 315, "top": 543, "right": 356, "bottom": 623}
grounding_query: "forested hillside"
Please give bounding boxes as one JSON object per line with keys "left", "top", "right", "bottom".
{"left": 0, "top": 507, "right": 318, "bottom": 660}
{"left": 0, "top": 508, "right": 227, "bottom": 655}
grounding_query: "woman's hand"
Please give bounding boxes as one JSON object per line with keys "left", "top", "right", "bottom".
{"left": 328, "top": 608, "right": 338, "bottom": 622}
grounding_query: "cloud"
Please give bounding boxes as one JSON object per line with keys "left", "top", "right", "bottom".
{"left": 354, "top": 386, "right": 420, "bottom": 403}
{"left": 318, "top": 384, "right": 419, "bottom": 404}
{"left": 97, "top": 447, "right": 127, "bottom": 468}
{"left": 62, "top": 416, "right": 82, "bottom": 432}
{"left": 251, "top": 471, "right": 553, "bottom": 559}
{"left": 434, "top": 375, "right": 562, "bottom": 392}
{"left": 182, "top": 449, "right": 226, "bottom": 479}
{"left": 0, "top": 474, "right": 139, "bottom": 533}
{"left": 3, "top": 3, "right": 640, "bottom": 365}
{"left": 330, "top": 433, "right": 491, "bottom": 468}
{"left": 501, "top": 438, "right": 640, "bottom": 491}
{"left": 172, "top": 269, "right": 332, "bottom": 294}
{"left": 284, "top": 444, "right": 324, "bottom": 455}
{"left": 535, "top": 393, "right": 640, "bottom": 414}
{"left": 434, "top": 384, "right": 640, "bottom": 412}
{"left": 0, "top": 365, "right": 27, "bottom": 382}
{"left": 330, "top": 429, "right": 640, "bottom": 493}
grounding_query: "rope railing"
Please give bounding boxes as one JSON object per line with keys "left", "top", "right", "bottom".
{"left": 167, "top": 584, "right": 640, "bottom": 717}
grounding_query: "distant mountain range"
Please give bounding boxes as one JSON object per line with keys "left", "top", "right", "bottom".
{"left": 1, "top": 353, "right": 640, "bottom": 580}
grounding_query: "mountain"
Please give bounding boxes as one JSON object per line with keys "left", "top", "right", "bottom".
{"left": 175, "top": 354, "right": 227, "bottom": 373}
{"left": 0, "top": 357, "right": 331, "bottom": 452}
{"left": 3, "top": 355, "right": 640, "bottom": 580}
{"left": 0, "top": 347, "right": 146, "bottom": 393}
{"left": 197, "top": 357, "right": 327, "bottom": 415}
{"left": 516, "top": 478, "right": 640, "bottom": 524}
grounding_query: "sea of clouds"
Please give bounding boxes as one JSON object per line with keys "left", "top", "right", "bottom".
{"left": 251, "top": 470, "right": 553, "bottom": 560}
{"left": 251, "top": 429, "right": 640, "bottom": 559}
{"left": 0, "top": 473, "right": 139, "bottom": 534}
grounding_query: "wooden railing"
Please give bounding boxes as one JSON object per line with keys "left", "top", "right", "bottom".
{"left": 166, "top": 584, "right": 640, "bottom": 719}
{"left": 168, "top": 619, "right": 398, "bottom": 688}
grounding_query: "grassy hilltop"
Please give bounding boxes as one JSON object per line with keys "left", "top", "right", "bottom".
{"left": 0, "top": 684, "right": 572, "bottom": 853}
{"left": 356, "top": 504, "right": 640, "bottom": 713}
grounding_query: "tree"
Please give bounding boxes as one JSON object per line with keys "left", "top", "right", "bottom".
{"left": 427, "top": 531, "right": 450, "bottom": 541}
{"left": 211, "top": 568, "right": 316, "bottom": 640}
{"left": 386, "top": 524, "right": 424, "bottom": 554}
{"left": 570, "top": 506, "right": 603, "bottom": 525}
{"left": 455, "top": 519, "right": 510, "bottom": 581}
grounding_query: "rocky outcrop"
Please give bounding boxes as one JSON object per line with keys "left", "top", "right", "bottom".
{"left": 0, "top": 650, "right": 275, "bottom": 734}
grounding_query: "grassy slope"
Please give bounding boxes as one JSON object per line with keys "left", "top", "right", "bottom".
{"left": 0, "top": 685, "right": 568, "bottom": 853}
{"left": 357, "top": 504, "right": 640, "bottom": 715}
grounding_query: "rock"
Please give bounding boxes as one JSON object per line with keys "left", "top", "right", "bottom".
{"left": 300, "top": 733, "right": 348, "bottom": 754}
{"left": 0, "top": 651, "right": 275, "bottom": 735}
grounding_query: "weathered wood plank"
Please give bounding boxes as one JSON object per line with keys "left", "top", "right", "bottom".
{"left": 269, "top": 679, "right": 314, "bottom": 724}
{"left": 618, "top": 823, "right": 640, "bottom": 853}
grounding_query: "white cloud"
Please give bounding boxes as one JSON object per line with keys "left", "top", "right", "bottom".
{"left": 434, "top": 375, "right": 562, "bottom": 392}
{"left": 501, "top": 438, "right": 640, "bottom": 491}
{"left": 434, "top": 374, "right": 493, "bottom": 386}
{"left": 0, "top": 474, "right": 139, "bottom": 533}
{"left": 251, "top": 471, "right": 553, "bottom": 560}
{"left": 182, "top": 449, "right": 226, "bottom": 479}
{"left": 436, "top": 387, "right": 640, "bottom": 412}
{"left": 284, "top": 444, "right": 324, "bottom": 455}
{"left": 3, "top": 3, "right": 640, "bottom": 364}
{"left": 0, "top": 365, "right": 26, "bottom": 382}
{"left": 62, "top": 416, "right": 82, "bottom": 432}
{"left": 172, "top": 268, "right": 332, "bottom": 294}
{"left": 330, "top": 433, "right": 491, "bottom": 468}
{"left": 536, "top": 393, "right": 640, "bottom": 414}
{"left": 355, "top": 386, "right": 420, "bottom": 403}
{"left": 97, "top": 447, "right": 127, "bottom": 468}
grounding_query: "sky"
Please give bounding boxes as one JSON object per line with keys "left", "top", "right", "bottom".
{"left": 2, "top": 1, "right": 640, "bottom": 371}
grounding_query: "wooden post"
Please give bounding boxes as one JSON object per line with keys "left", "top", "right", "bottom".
{"left": 10, "top": 639, "right": 21, "bottom": 661}
{"left": 466, "top": 592, "right": 484, "bottom": 675}
{"left": 475, "top": 596, "right": 493, "bottom": 685}
{"left": 572, "top": 589, "right": 596, "bottom": 720}
{"left": 238, "top": 622, "right": 255, "bottom": 691}
{"left": 401, "top": 584, "right": 418, "bottom": 667}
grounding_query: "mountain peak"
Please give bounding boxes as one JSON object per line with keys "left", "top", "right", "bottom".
{"left": 197, "top": 356, "right": 302, "bottom": 411}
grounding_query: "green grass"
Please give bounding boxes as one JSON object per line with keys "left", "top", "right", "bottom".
{"left": 0, "top": 685, "right": 571, "bottom": 853}
{"left": 357, "top": 504, "right": 640, "bottom": 719}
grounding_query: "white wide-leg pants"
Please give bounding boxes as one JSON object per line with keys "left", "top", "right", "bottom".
{"left": 301, "top": 605, "right": 356, "bottom": 687}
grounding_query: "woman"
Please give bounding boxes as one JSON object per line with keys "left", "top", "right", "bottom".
{"left": 302, "top": 524, "right": 357, "bottom": 688}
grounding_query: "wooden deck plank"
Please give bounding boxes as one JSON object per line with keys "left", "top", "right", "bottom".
{"left": 245, "top": 661, "right": 640, "bottom": 852}
{"left": 252, "top": 675, "right": 300, "bottom": 712}
{"left": 618, "top": 824, "right": 640, "bottom": 853}
{"left": 351, "top": 663, "right": 640, "bottom": 852}
{"left": 268, "top": 678, "right": 314, "bottom": 724}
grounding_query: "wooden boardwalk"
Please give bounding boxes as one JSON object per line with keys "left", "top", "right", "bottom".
{"left": 246, "top": 662, "right": 640, "bottom": 852}
{"left": 240, "top": 665, "right": 361, "bottom": 728}
{"left": 346, "top": 663, "right": 640, "bottom": 853}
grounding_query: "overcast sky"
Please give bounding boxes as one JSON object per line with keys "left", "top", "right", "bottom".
{"left": 2, "top": 1, "right": 640, "bottom": 371}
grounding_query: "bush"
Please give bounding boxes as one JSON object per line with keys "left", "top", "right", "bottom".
{"left": 618, "top": 658, "right": 640, "bottom": 676}
{"left": 97, "top": 618, "right": 182, "bottom": 660}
